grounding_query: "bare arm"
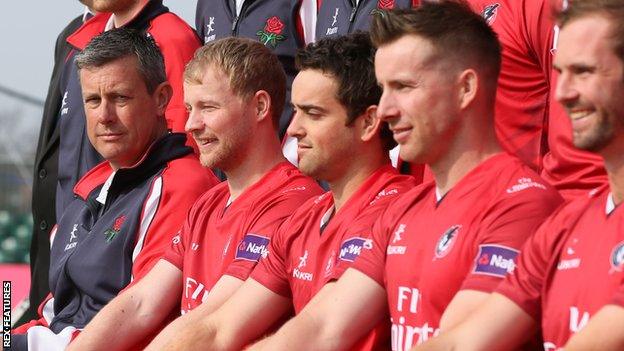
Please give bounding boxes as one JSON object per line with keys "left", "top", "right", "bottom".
{"left": 565, "top": 305, "right": 624, "bottom": 351}
{"left": 413, "top": 293, "right": 536, "bottom": 351}
{"left": 439, "top": 290, "right": 490, "bottom": 331}
{"left": 151, "top": 278, "right": 291, "bottom": 351}
{"left": 146, "top": 274, "right": 244, "bottom": 350}
{"left": 249, "top": 268, "right": 387, "bottom": 351}
{"left": 67, "top": 260, "right": 182, "bottom": 351}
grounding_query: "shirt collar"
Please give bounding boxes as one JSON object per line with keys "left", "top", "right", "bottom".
{"left": 96, "top": 171, "right": 117, "bottom": 204}
{"left": 606, "top": 192, "right": 616, "bottom": 215}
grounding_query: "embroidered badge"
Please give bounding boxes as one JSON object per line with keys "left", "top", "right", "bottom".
{"left": 434, "top": 225, "right": 461, "bottom": 258}
{"left": 257, "top": 16, "right": 286, "bottom": 48}
{"left": 482, "top": 3, "right": 501, "bottom": 25}
{"left": 610, "top": 241, "right": 624, "bottom": 273}
{"left": 104, "top": 215, "right": 126, "bottom": 243}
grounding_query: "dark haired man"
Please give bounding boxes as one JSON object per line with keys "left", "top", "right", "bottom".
{"left": 65, "top": 37, "right": 322, "bottom": 351}
{"left": 27, "top": 0, "right": 203, "bottom": 327}
{"left": 249, "top": 3, "right": 562, "bottom": 350}
{"left": 415, "top": 1, "right": 624, "bottom": 350}
{"left": 148, "top": 32, "right": 419, "bottom": 351}
{"left": 10, "top": 28, "right": 218, "bottom": 351}
{"left": 55, "top": 0, "right": 201, "bottom": 221}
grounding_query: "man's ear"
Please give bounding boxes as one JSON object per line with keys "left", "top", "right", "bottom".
{"left": 457, "top": 69, "right": 478, "bottom": 110}
{"left": 154, "top": 81, "right": 173, "bottom": 115}
{"left": 253, "top": 90, "right": 272, "bottom": 123}
{"left": 359, "top": 105, "right": 382, "bottom": 142}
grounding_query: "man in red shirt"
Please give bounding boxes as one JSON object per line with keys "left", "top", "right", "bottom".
{"left": 148, "top": 32, "right": 419, "bottom": 351}
{"left": 541, "top": 0, "right": 609, "bottom": 201}
{"left": 247, "top": 4, "right": 562, "bottom": 350}
{"left": 66, "top": 37, "right": 322, "bottom": 351}
{"left": 414, "top": 1, "right": 624, "bottom": 350}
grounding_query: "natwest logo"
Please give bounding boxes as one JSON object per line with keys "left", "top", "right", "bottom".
{"left": 473, "top": 244, "right": 519, "bottom": 278}
{"left": 235, "top": 233, "right": 270, "bottom": 262}
{"left": 339, "top": 237, "right": 372, "bottom": 262}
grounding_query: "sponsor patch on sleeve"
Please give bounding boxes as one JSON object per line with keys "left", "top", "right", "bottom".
{"left": 235, "top": 233, "right": 270, "bottom": 262}
{"left": 339, "top": 237, "right": 372, "bottom": 262}
{"left": 473, "top": 244, "right": 519, "bottom": 278}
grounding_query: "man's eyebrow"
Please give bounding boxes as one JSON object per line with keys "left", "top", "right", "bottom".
{"left": 294, "top": 103, "right": 328, "bottom": 114}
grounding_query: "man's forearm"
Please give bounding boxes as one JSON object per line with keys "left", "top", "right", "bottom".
{"left": 68, "top": 291, "right": 163, "bottom": 351}
{"left": 249, "top": 310, "right": 341, "bottom": 351}
{"left": 147, "top": 275, "right": 245, "bottom": 350}
{"left": 148, "top": 316, "right": 221, "bottom": 351}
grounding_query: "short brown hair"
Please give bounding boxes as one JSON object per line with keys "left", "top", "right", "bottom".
{"left": 558, "top": 0, "right": 624, "bottom": 65}
{"left": 184, "top": 37, "right": 287, "bottom": 128}
{"left": 295, "top": 32, "right": 396, "bottom": 151}
{"left": 370, "top": 1, "right": 501, "bottom": 96}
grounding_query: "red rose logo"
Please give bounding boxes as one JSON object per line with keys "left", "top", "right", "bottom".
{"left": 265, "top": 16, "right": 285, "bottom": 35}
{"left": 257, "top": 16, "right": 286, "bottom": 48}
{"left": 378, "top": 0, "right": 395, "bottom": 9}
{"left": 113, "top": 215, "right": 126, "bottom": 232}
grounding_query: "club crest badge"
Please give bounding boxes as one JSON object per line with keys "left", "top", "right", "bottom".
{"left": 482, "top": 3, "right": 501, "bottom": 25}
{"left": 610, "top": 241, "right": 624, "bottom": 273}
{"left": 434, "top": 225, "right": 461, "bottom": 258}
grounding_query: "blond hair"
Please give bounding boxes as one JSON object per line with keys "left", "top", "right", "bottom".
{"left": 184, "top": 37, "right": 287, "bottom": 127}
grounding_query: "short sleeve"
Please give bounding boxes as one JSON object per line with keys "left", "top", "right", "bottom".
{"left": 250, "top": 218, "right": 293, "bottom": 298}
{"left": 225, "top": 187, "right": 321, "bottom": 282}
{"left": 161, "top": 225, "right": 187, "bottom": 270}
{"left": 351, "top": 210, "right": 394, "bottom": 287}
{"left": 461, "top": 184, "right": 562, "bottom": 292}
{"left": 329, "top": 196, "right": 400, "bottom": 282}
{"left": 495, "top": 209, "right": 568, "bottom": 321}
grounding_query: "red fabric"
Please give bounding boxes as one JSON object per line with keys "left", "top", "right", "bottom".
{"left": 497, "top": 185, "right": 624, "bottom": 349}
{"left": 467, "top": 0, "right": 554, "bottom": 171}
{"left": 354, "top": 153, "right": 563, "bottom": 349}
{"left": 128, "top": 154, "right": 220, "bottom": 285}
{"left": 252, "top": 165, "right": 417, "bottom": 350}
{"left": 162, "top": 162, "right": 323, "bottom": 314}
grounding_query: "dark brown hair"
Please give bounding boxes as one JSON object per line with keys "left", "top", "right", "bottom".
{"left": 296, "top": 32, "right": 396, "bottom": 151}
{"left": 370, "top": 1, "right": 501, "bottom": 95}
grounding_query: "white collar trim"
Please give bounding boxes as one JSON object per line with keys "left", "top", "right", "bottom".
{"left": 320, "top": 205, "right": 335, "bottom": 229}
{"left": 96, "top": 171, "right": 117, "bottom": 205}
{"left": 606, "top": 192, "right": 616, "bottom": 215}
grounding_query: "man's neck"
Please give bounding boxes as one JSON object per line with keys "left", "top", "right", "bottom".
{"left": 328, "top": 151, "right": 389, "bottom": 212}
{"left": 113, "top": 0, "right": 148, "bottom": 27}
{"left": 225, "top": 136, "right": 286, "bottom": 201}
{"left": 604, "top": 154, "right": 624, "bottom": 206}
{"left": 429, "top": 113, "right": 501, "bottom": 196}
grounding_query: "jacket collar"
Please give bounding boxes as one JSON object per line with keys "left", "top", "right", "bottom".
{"left": 74, "top": 133, "right": 192, "bottom": 200}
{"left": 67, "top": 0, "right": 168, "bottom": 50}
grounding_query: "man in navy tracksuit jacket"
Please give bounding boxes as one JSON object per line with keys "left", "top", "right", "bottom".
{"left": 11, "top": 28, "right": 218, "bottom": 351}
{"left": 315, "top": 0, "right": 415, "bottom": 39}
{"left": 55, "top": 0, "right": 200, "bottom": 223}
{"left": 26, "top": 0, "right": 202, "bottom": 326}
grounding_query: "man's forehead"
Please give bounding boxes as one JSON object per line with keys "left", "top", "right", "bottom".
{"left": 559, "top": 15, "right": 613, "bottom": 52}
